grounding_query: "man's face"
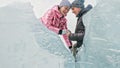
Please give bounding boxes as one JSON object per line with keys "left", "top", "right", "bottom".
{"left": 71, "top": 7, "right": 81, "bottom": 16}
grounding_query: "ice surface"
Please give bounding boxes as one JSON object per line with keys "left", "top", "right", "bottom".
{"left": 79, "top": 0, "right": 120, "bottom": 68}
{"left": 1, "top": 0, "right": 120, "bottom": 68}
{"left": 0, "top": 2, "right": 74, "bottom": 68}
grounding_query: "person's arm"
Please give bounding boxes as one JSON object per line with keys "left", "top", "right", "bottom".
{"left": 69, "top": 32, "right": 85, "bottom": 41}
{"left": 58, "top": 19, "right": 68, "bottom": 35}
{"left": 43, "top": 10, "right": 60, "bottom": 34}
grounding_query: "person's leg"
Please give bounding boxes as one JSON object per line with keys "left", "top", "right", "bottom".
{"left": 72, "top": 43, "right": 77, "bottom": 62}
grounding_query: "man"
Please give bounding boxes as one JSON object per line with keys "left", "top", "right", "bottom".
{"left": 67, "top": 0, "right": 92, "bottom": 54}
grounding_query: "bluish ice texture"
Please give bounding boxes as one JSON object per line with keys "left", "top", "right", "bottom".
{"left": 0, "top": 0, "right": 120, "bottom": 68}
{"left": 0, "top": 2, "right": 74, "bottom": 68}
{"left": 78, "top": 0, "right": 120, "bottom": 68}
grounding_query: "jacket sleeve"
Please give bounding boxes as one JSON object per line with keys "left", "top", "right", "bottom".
{"left": 44, "top": 10, "right": 60, "bottom": 34}
{"left": 69, "top": 32, "right": 85, "bottom": 41}
{"left": 62, "top": 21, "right": 72, "bottom": 46}
{"left": 63, "top": 20, "right": 67, "bottom": 29}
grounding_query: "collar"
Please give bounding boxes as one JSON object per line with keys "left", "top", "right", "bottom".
{"left": 76, "top": 9, "right": 84, "bottom": 18}
{"left": 76, "top": 5, "right": 93, "bottom": 18}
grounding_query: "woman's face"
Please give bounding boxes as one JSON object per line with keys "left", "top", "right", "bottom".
{"left": 60, "top": 6, "right": 70, "bottom": 16}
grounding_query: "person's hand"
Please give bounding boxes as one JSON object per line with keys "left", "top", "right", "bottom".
{"left": 66, "top": 30, "right": 71, "bottom": 37}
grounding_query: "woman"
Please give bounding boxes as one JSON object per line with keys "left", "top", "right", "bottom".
{"left": 40, "top": 0, "right": 72, "bottom": 49}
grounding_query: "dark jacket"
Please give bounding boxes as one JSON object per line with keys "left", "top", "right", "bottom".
{"left": 69, "top": 5, "right": 92, "bottom": 48}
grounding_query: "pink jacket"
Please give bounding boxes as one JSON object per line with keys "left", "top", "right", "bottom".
{"left": 40, "top": 5, "right": 72, "bottom": 47}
